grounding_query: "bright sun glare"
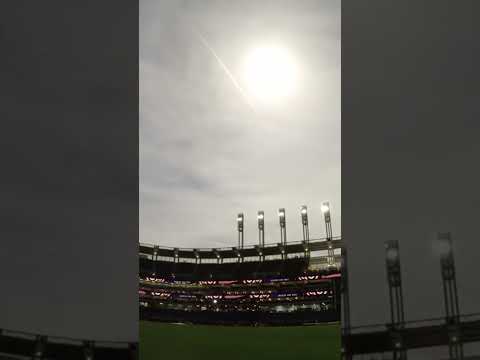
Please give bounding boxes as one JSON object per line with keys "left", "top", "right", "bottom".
{"left": 243, "top": 46, "right": 298, "bottom": 105}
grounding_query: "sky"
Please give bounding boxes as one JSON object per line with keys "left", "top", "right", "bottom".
{"left": 140, "top": 0, "right": 341, "bottom": 249}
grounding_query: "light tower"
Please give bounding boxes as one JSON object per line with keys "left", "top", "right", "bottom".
{"left": 437, "top": 232, "right": 463, "bottom": 360}
{"left": 300, "top": 205, "right": 309, "bottom": 243}
{"left": 258, "top": 211, "right": 265, "bottom": 248}
{"left": 385, "top": 240, "right": 406, "bottom": 360}
{"left": 321, "top": 201, "right": 335, "bottom": 266}
{"left": 237, "top": 213, "right": 244, "bottom": 249}
{"left": 278, "top": 208, "right": 287, "bottom": 245}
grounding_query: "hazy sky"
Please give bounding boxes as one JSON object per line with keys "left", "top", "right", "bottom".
{"left": 140, "top": 0, "right": 341, "bottom": 249}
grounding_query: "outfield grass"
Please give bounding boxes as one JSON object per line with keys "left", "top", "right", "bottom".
{"left": 140, "top": 321, "right": 340, "bottom": 360}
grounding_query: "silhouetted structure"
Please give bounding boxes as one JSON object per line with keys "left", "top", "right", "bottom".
{"left": 342, "top": 232, "right": 479, "bottom": 360}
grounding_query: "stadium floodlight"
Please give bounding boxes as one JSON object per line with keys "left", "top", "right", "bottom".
{"left": 384, "top": 240, "right": 405, "bottom": 336}
{"left": 237, "top": 213, "right": 244, "bottom": 249}
{"left": 278, "top": 208, "right": 287, "bottom": 246}
{"left": 258, "top": 210, "right": 265, "bottom": 247}
{"left": 237, "top": 213, "right": 244, "bottom": 231}
{"left": 436, "top": 232, "right": 463, "bottom": 357}
{"left": 321, "top": 201, "right": 332, "bottom": 234}
{"left": 438, "top": 232, "right": 453, "bottom": 258}
{"left": 300, "top": 205, "right": 310, "bottom": 244}
{"left": 257, "top": 211, "right": 264, "bottom": 221}
{"left": 321, "top": 202, "right": 330, "bottom": 215}
{"left": 321, "top": 201, "right": 334, "bottom": 266}
{"left": 386, "top": 246, "right": 399, "bottom": 264}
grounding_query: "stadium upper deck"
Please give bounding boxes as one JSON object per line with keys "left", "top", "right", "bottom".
{"left": 139, "top": 237, "right": 343, "bottom": 325}
{"left": 139, "top": 237, "right": 343, "bottom": 281}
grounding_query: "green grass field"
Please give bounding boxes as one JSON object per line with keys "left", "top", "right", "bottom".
{"left": 140, "top": 321, "right": 340, "bottom": 360}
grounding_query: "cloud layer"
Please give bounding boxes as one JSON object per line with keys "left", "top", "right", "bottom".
{"left": 140, "top": 1, "right": 340, "bottom": 249}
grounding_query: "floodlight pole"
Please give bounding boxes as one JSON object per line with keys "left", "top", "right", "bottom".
{"left": 438, "top": 232, "right": 463, "bottom": 360}
{"left": 258, "top": 211, "right": 265, "bottom": 248}
{"left": 237, "top": 213, "right": 244, "bottom": 249}
{"left": 321, "top": 202, "right": 335, "bottom": 267}
{"left": 385, "top": 240, "right": 406, "bottom": 360}
{"left": 279, "top": 208, "right": 287, "bottom": 245}
{"left": 301, "top": 205, "right": 310, "bottom": 243}
{"left": 279, "top": 208, "right": 287, "bottom": 259}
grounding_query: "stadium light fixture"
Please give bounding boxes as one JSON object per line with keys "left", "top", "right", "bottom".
{"left": 438, "top": 232, "right": 453, "bottom": 258}
{"left": 384, "top": 240, "right": 405, "bottom": 333}
{"left": 321, "top": 202, "right": 330, "bottom": 215}
{"left": 321, "top": 202, "right": 332, "bottom": 234}
{"left": 257, "top": 211, "right": 264, "bottom": 221}
{"left": 321, "top": 201, "right": 334, "bottom": 267}
{"left": 278, "top": 208, "right": 287, "bottom": 246}
{"left": 437, "top": 232, "right": 463, "bottom": 359}
{"left": 300, "top": 205, "right": 310, "bottom": 244}
{"left": 258, "top": 210, "right": 265, "bottom": 248}
{"left": 237, "top": 213, "right": 244, "bottom": 249}
{"left": 386, "top": 246, "right": 399, "bottom": 264}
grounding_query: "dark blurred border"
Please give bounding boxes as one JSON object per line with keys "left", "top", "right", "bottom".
{"left": 0, "top": 0, "right": 138, "bottom": 356}
{"left": 342, "top": 1, "right": 480, "bottom": 358}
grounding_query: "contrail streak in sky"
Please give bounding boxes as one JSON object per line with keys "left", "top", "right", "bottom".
{"left": 193, "top": 28, "right": 257, "bottom": 114}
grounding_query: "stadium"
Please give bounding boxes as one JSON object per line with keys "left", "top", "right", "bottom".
{"left": 139, "top": 205, "right": 343, "bottom": 359}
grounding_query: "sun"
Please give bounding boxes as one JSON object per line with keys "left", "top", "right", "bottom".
{"left": 242, "top": 45, "right": 298, "bottom": 105}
